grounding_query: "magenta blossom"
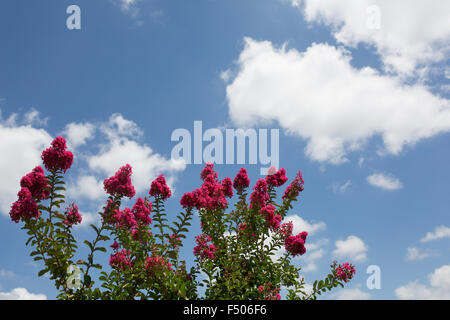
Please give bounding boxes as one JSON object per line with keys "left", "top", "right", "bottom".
{"left": 233, "top": 168, "right": 250, "bottom": 191}
{"left": 63, "top": 203, "right": 82, "bottom": 226}
{"left": 104, "top": 164, "right": 136, "bottom": 199}
{"left": 9, "top": 188, "right": 40, "bottom": 223}
{"left": 41, "top": 137, "right": 73, "bottom": 173}
{"left": 20, "top": 166, "right": 50, "bottom": 201}
{"left": 149, "top": 174, "right": 172, "bottom": 201}
{"left": 285, "top": 231, "right": 308, "bottom": 257}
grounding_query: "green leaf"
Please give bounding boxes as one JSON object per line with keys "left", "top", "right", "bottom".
{"left": 38, "top": 268, "right": 48, "bottom": 277}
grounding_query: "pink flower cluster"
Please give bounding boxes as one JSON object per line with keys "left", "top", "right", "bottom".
{"left": 180, "top": 163, "right": 231, "bottom": 211}
{"left": 333, "top": 261, "right": 356, "bottom": 282}
{"left": 41, "top": 137, "right": 73, "bottom": 173}
{"left": 131, "top": 197, "right": 152, "bottom": 226}
{"left": 237, "top": 222, "right": 256, "bottom": 239}
{"left": 260, "top": 204, "right": 282, "bottom": 231}
{"left": 265, "top": 168, "right": 288, "bottom": 187}
{"left": 109, "top": 249, "right": 133, "bottom": 270}
{"left": 20, "top": 166, "right": 50, "bottom": 200}
{"left": 109, "top": 197, "right": 152, "bottom": 232}
{"left": 285, "top": 231, "right": 308, "bottom": 257}
{"left": 168, "top": 234, "right": 181, "bottom": 249}
{"left": 249, "top": 179, "right": 269, "bottom": 208}
{"left": 145, "top": 256, "right": 173, "bottom": 274}
{"left": 233, "top": 168, "right": 250, "bottom": 191}
{"left": 63, "top": 203, "right": 82, "bottom": 226}
{"left": 104, "top": 164, "right": 136, "bottom": 199}
{"left": 282, "top": 170, "right": 305, "bottom": 200}
{"left": 111, "top": 207, "right": 137, "bottom": 229}
{"left": 149, "top": 174, "right": 172, "bottom": 201}
{"left": 9, "top": 188, "right": 40, "bottom": 223}
{"left": 258, "top": 285, "right": 281, "bottom": 300}
{"left": 193, "top": 234, "right": 216, "bottom": 260}
{"left": 280, "top": 222, "right": 293, "bottom": 237}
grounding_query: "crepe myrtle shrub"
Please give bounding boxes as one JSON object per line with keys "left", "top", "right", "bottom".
{"left": 10, "top": 137, "right": 355, "bottom": 300}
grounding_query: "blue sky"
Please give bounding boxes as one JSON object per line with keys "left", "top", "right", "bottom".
{"left": 0, "top": 0, "right": 449, "bottom": 300}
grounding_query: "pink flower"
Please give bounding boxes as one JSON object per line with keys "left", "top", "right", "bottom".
{"left": 9, "top": 188, "right": 40, "bottom": 223}
{"left": 282, "top": 171, "right": 305, "bottom": 200}
{"left": 333, "top": 261, "right": 356, "bottom": 283}
{"left": 221, "top": 177, "right": 233, "bottom": 198}
{"left": 111, "top": 208, "right": 137, "bottom": 230}
{"left": 200, "top": 162, "right": 218, "bottom": 181}
{"left": 110, "top": 241, "right": 119, "bottom": 250}
{"left": 185, "top": 164, "right": 231, "bottom": 211}
{"left": 249, "top": 179, "right": 269, "bottom": 209}
{"left": 131, "top": 197, "right": 152, "bottom": 226}
{"left": 193, "top": 234, "right": 216, "bottom": 260}
{"left": 285, "top": 231, "right": 308, "bottom": 257}
{"left": 20, "top": 166, "right": 50, "bottom": 201}
{"left": 109, "top": 250, "right": 132, "bottom": 270}
{"left": 265, "top": 168, "right": 288, "bottom": 187}
{"left": 180, "top": 192, "right": 196, "bottom": 209}
{"left": 233, "top": 168, "right": 250, "bottom": 191}
{"left": 103, "top": 164, "right": 136, "bottom": 199}
{"left": 63, "top": 203, "right": 82, "bottom": 226}
{"left": 41, "top": 137, "right": 73, "bottom": 173}
{"left": 280, "top": 222, "right": 293, "bottom": 237}
{"left": 260, "top": 204, "right": 281, "bottom": 230}
{"left": 149, "top": 174, "right": 172, "bottom": 201}
{"left": 144, "top": 256, "right": 172, "bottom": 276}
{"left": 145, "top": 256, "right": 173, "bottom": 274}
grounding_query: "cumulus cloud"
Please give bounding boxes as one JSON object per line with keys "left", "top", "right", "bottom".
{"left": 406, "top": 247, "right": 431, "bottom": 261}
{"left": 367, "top": 173, "right": 403, "bottom": 190}
{"left": 62, "top": 113, "right": 186, "bottom": 201}
{"left": 67, "top": 175, "right": 104, "bottom": 201}
{"left": 284, "top": 214, "right": 326, "bottom": 236}
{"left": 0, "top": 112, "right": 52, "bottom": 215}
{"left": 0, "top": 287, "right": 46, "bottom": 300}
{"left": 332, "top": 180, "right": 351, "bottom": 194}
{"left": 395, "top": 265, "right": 450, "bottom": 299}
{"left": 63, "top": 122, "right": 95, "bottom": 149}
{"left": 420, "top": 225, "right": 450, "bottom": 243}
{"left": 289, "top": 0, "right": 450, "bottom": 75}
{"left": 333, "top": 235, "right": 368, "bottom": 262}
{"left": 225, "top": 38, "right": 450, "bottom": 164}
{"left": 329, "top": 288, "right": 371, "bottom": 300}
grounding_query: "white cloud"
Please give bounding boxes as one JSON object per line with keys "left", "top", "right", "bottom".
{"left": 366, "top": 173, "right": 403, "bottom": 190}
{"left": 0, "top": 287, "right": 46, "bottom": 300}
{"left": 67, "top": 175, "right": 104, "bottom": 201}
{"left": 63, "top": 122, "right": 95, "bottom": 149}
{"left": 68, "top": 113, "right": 185, "bottom": 198}
{"left": 77, "top": 211, "right": 99, "bottom": 228}
{"left": 332, "top": 180, "right": 351, "bottom": 194}
{"left": 225, "top": 38, "right": 450, "bottom": 164}
{"left": 395, "top": 265, "right": 450, "bottom": 299}
{"left": 284, "top": 214, "right": 326, "bottom": 236}
{"left": 24, "top": 108, "right": 48, "bottom": 127}
{"left": 329, "top": 288, "right": 371, "bottom": 300}
{"left": 88, "top": 137, "right": 185, "bottom": 194}
{"left": 0, "top": 269, "right": 15, "bottom": 278}
{"left": 0, "top": 113, "right": 52, "bottom": 215}
{"left": 406, "top": 247, "right": 430, "bottom": 261}
{"left": 290, "top": 0, "right": 450, "bottom": 75}
{"left": 420, "top": 225, "right": 450, "bottom": 243}
{"left": 333, "top": 235, "right": 368, "bottom": 262}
